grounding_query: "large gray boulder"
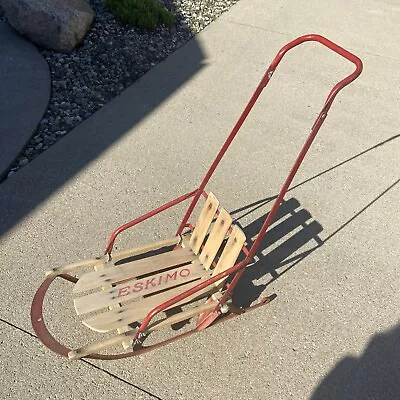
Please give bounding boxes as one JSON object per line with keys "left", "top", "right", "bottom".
{"left": 1, "top": 0, "right": 95, "bottom": 53}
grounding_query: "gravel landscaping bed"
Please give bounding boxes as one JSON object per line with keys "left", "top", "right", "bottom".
{"left": 2, "top": 0, "right": 239, "bottom": 180}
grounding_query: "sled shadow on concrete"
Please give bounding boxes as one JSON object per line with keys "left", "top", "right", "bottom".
{"left": 229, "top": 169, "right": 400, "bottom": 308}
{"left": 230, "top": 196, "right": 323, "bottom": 308}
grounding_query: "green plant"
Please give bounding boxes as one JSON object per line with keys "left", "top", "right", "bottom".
{"left": 105, "top": 0, "right": 175, "bottom": 31}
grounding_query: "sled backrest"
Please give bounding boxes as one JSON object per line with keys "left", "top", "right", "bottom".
{"left": 188, "top": 192, "right": 246, "bottom": 288}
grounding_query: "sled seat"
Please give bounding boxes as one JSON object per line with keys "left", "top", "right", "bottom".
{"left": 50, "top": 193, "right": 246, "bottom": 356}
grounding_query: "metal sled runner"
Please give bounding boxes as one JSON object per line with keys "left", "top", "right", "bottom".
{"left": 31, "top": 34, "right": 363, "bottom": 360}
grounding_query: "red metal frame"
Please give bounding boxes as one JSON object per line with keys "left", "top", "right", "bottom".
{"left": 31, "top": 34, "right": 363, "bottom": 358}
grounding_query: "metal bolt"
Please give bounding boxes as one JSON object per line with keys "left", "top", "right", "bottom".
{"left": 220, "top": 303, "right": 230, "bottom": 314}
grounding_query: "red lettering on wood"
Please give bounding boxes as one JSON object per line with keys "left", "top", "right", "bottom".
{"left": 118, "top": 286, "right": 130, "bottom": 297}
{"left": 133, "top": 281, "right": 144, "bottom": 292}
{"left": 179, "top": 268, "right": 190, "bottom": 278}
{"left": 145, "top": 277, "right": 156, "bottom": 289}
{"left": 166, "top": 271, "right": 177, "bottom": 282}
{"left": 117, "top": 267, "right": 193, "bottom": 298}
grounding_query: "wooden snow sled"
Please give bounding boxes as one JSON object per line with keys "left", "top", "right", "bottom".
{"left": 31, "top": 34, "right": 362, "bottom": 360}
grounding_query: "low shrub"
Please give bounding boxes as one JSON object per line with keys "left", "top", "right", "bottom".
{"left": 105, "top": 0, "right": 175, "bottom": 31}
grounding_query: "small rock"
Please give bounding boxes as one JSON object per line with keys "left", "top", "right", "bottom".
{"left": 43, "top": 135, "right": 55, "bottom": 145}
{"left": 65, "top": 117, "right": 74, "bottom": 126}
{"left": 19, "top": 158, "right": 29, "bottom": 167}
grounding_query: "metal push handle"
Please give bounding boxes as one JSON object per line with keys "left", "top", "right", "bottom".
{"left": 177, "top": 34, "right": 363, "bottom": 251}
{"left": 273, "top": 34, "right": 362, "bottom": 71}
{"left": 106, "top": 35, "right": 363, "bottom": 257}
{"left": 136, "top": 35, "right": 363, "bottom": 337}
{"left": 245, "top": 35, "right": 363, "bottom": 259}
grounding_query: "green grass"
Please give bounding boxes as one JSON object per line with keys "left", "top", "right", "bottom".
{"left": 105, "top": 0, "right": 175, "bottom": 31}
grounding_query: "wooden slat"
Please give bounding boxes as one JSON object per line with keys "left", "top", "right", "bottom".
{"left": 73, "top": 247, "right": 196, "bottom": 294}
{"left": 199, "top": 208, "right": 232, "bottom": 270}
{"left": 69, "top": 302, "right": 218, "bottom": 360}
{"left": 82, "top": 277, "right": 218, "bottom": 332}
{"left": 212, "top": 225, "right": 246, "bottom": 288}
{"left": 46, "top": 257, "right": 105, "bottom": 277}
{"left": 189, "top": 192, "right": 219, "bottom": 255}
{"left": 74, "top": 261, "right": 208, "bottom": 315}
{"left": 68, "top": 330, "right": 136, "bottom": 360}
{"left": 46, "top": 236, "right": 180, "bottom": 277}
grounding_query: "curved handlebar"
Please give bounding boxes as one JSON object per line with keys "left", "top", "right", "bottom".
{"left": 268, "top": 34, "right": 363, "bottom": 110}
{"left": 244, "top": 35, "right": 363, "bottom": 261}
{"left": 178, "top": 34, "right": 363, "bottom": 257}
{"left": 274, "top": 34, "right": 362, "bottom": 72}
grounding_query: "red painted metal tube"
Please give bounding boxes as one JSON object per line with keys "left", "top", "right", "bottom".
{"left": 135, "top": 35, "right": 362, "bottom": 337}
{"left": 177, "top": 34, "right": 363, "bottom": 253}
{"left": 177, "top": 35, "right": 362, "bottom": 236}
{"left": 245, "top": 34, "right": 362, "bottom": 260}
{"left": 104, "top": 189, "right": 197, "bottom": 255}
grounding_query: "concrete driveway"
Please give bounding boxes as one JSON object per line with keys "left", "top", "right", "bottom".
{"left": 0, "top": 0, "right": 399, "bottom": 399}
